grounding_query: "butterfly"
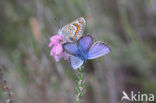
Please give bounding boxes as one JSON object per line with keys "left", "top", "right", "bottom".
{"left": 58, "top": 17, "right": 85, "bottom": 41}
{"left": 63, "top": 35, "right": 111, "bottom": 69}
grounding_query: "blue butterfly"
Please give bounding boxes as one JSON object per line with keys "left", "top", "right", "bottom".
{"left": 63, "top": 35, "right": 111, "bottom": 69}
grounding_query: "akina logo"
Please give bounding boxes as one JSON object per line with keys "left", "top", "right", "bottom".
{"left": 121, "top": 91, "right": 155, "bottom": 102}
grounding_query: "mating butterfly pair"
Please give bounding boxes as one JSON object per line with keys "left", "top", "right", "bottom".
{"left": 58, "top": 17, "right": 110, "bottom": 69}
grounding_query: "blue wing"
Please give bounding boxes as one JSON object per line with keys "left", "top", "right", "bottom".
{"left": 87, "top": 41, "right": 111, "bottom": 59}
{"left": 69, "top": 56, "right": 84, "bottom": 69}
{"left": 63, "top": 42, "right": 78, "bottom": 56}
{"left": 78, "top": 35, "right": 93, "bottom": 53}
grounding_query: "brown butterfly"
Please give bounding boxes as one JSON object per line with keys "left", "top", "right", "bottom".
{"left": 58, "top": 17, "right": 85, "bottom": 40}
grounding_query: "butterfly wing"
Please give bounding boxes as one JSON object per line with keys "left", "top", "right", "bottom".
{"left": 78, "top": 35, "right": 93, "bottom": 53}
{"left": 75, "top": 17, "right": 85, "bottom": 38}
{"left": 87, "top": 41, "right": 111, "bottom": 59}
{"left": 60, "top": 24, "right": 76, "bottom": 39}
{"left": 63, "top": 42, "right": 78, "bottom": 56}
{"left": 69, "top": 56, "right": 84, "bottom": 69}
{"left": 60, "top": 17, "right": 85, "bottom": 40}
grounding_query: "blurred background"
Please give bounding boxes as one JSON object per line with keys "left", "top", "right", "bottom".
{"left": 0, "top": 0, "right": 156, "bottom": 103}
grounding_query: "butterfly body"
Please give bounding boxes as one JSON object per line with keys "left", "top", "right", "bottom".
{"left": 63, "top": 35, "right": 111, "bottom": 69}
{"left": 75, "top": 45, "right": 88, "bottom": 60}
{"left": 58, "top": 17, "right": 85, "bottom": 40}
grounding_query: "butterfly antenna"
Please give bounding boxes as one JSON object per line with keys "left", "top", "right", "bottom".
{"left": 59, "top": 20, "right": 63, "bottom": 29}
{"left": 53, "top": 17, "right": 62, "bottom": 29}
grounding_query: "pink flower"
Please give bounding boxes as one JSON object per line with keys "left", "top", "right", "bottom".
{"left": 49, "top": 34, "right": 69, "bottom": 62}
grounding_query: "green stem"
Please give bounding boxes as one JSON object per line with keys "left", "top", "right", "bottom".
{"left": 75, "top": 66, "right": 85, "bottom": 103}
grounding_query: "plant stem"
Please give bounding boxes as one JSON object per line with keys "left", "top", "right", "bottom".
{"left": 0, "top": 69, "right": 13, "bottom": 103}
{"left": 75, "top": 66, "right": 85, "bottom": 103}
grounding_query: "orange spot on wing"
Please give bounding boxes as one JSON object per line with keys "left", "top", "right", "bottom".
{"left": 73, "top": 23, "right": 79, "bottom": 38}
